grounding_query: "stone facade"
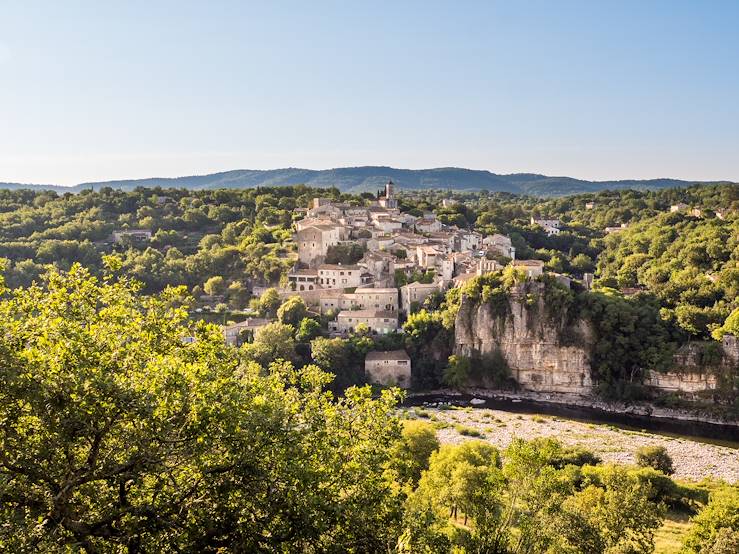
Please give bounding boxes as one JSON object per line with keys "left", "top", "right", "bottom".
{"left": 332, "top": 310, "right": 398, "bottom": 334}
{"left": 365, "top": 350, "right": 411, "bottom": 387}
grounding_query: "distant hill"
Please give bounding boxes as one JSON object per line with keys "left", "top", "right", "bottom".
{"left": 1, "top": 166, "right": 735, "bottom": 197}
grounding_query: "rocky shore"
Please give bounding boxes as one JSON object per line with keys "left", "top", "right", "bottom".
{"left": 402, "top": 402, "right": 739, "bottom": 482}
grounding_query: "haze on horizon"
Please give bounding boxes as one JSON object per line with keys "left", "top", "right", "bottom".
{"left": 1, "top": 0, "right": 738, "bottom": 187}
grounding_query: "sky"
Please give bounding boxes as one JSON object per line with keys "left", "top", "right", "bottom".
{"left": 1, "top": 0, "right": 738, "bottom": 186}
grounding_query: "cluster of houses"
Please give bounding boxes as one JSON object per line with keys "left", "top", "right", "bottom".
{"left": 244, "top": 182, "right": 558, "bottom": 389}
{"left": 288, "top": 182, "right": 531, "bottom": 330}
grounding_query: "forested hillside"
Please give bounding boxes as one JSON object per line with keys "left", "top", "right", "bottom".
{"left": 1, "top": 165, "right": 734, "bottom": 196}
{"left": 0, "top": 183, "right": 736, "bottom": 342}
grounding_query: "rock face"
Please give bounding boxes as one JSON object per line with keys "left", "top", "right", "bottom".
{"left": 455, "top": 283, "right": 593, "bottom": 395}
{"left": 454, "top": 282, "right": 736, "bottom": 399}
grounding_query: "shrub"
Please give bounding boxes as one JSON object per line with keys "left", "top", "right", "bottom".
{"left": 635, "top": 445, "right": 674, "bottom": 475}
{"left": 455, "top": 425, "right": 483, "bottom": 437}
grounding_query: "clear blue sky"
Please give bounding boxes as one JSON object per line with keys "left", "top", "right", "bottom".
{"left": 1, "top": 0, "right": 738, "bottom": 185}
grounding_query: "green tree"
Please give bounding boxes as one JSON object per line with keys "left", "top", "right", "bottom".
{"left": 203, "top": 274, "right": 225, "bottom": 296}
{"left": 0, "top": 264, "right": 406, "bottom": 552}
{"left": 683, "top": 486, "right": 739, "bottom": 553}
{"left": 258, "top": 287, "right": 281, "bottom": 318}
{"left": 276, "top": 295, "right": 308, "bottom": 327}
{"left": 635, "top": 445, "right": 674, "bottom": 475}
{"left": 712, "top": 307, "right": 739, "bottom": 340}
{"left": 392, "top": 420, "right": 440, "bottom": 486}
{"left": 558, "top": 465, "right": 664, "bottom": 553}
{"left": 296, "top": 317, "right": 321, "bottom": 342}
{"left": 243, "top": 321, "right": 296, "bottom": 365}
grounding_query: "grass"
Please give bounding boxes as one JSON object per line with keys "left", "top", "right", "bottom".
{"left": 654, "top": 511, "right": 692, "bottom": 553}
{"left": 455, "top": 424, "right": 484, "bottom": 438}
{"left": 531, "top": 415, "right": 546, "bottom": 423}
{"left": 413, "top": 407, "right": 430, "bottom": 419}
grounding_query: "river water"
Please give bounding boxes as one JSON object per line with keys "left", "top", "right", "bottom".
{"left": 404, "top": 393, "right": 739, "bottom": 448}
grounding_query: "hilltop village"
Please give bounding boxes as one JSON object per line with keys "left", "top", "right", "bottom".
{"left": 224, "top": 182, "right": 581, "bottom": 387}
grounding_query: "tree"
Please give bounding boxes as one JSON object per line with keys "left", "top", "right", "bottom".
{"left": 276, "top": 296, "right": 308, "bottom": 327}
{"left": 203, "top": 275, "right": 225, "bottom": 296}
{"left": 296, "top": 317, "right": 321, "bottom": 342}
{"left": 635, "top": 445, "right": 674, "bottom": 475}
{"left": 392, "top": 420, "right": 440, "bottom": 485}
{"left": 258, "top": 287, "right": 281, "bottom": 318}
{"left": 713, "top": 307, "right": 739, "bottom": 340}
{"left": 683, "top": 486, "right": 739, "bottom": 553}
{"left": 558, "top": 465, "right": 664, "bottom": 554}
{"left": 0, "top": 264, "right": 406, "bottom": 552}
{"left": 443, "top": 355, "right": 471, "bottom": 389}
{"left": 243, "top": 321, "right": 296, "bottom": 365}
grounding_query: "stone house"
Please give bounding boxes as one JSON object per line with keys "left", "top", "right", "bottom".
{"left": 511, "top": 259, "right": 545, "bottom": 278}
{"left": 365, "top": 350, "right": 412, "bottom": 388}
{"left": 332, "top": 310, "right": 399, "bottom": 334}
{"left": 296, "top": 224, "right": 341, "bottom": 266}
{"left": 400, "top": 281, "right": 441, "bottom": 314}
{"left": 222, "top": 318, "right": 272, "bottom": 346}
{"left": 317, "top": 264, "right": 363, "bottom": 288}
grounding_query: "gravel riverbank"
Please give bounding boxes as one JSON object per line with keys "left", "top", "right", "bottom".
{"left": 402, "top": 404, "right": 739, "bottom": 483}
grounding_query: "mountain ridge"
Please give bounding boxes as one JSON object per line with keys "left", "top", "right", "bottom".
{"left": 1, "top": 166, "right": 735, "bottom": 197}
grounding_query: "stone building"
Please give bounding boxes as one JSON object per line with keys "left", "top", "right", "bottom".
{"left": 317, "top": 264, "right": 363, "bottom": 288}
{"left": 296, "top": 224, "right": 341, "bottom": 266}
{"left": 222, "top": 318, "right": 272, "bottom": 346}
{"left": 400, "top": 281, "right": 441, "bottom": 314}
{"left": 332, "top": 310, "right": 398, "bottom": 334}
{"left": 365, "top": 350, "right": 412, "bottom": 388}
{"left": 512, "top": 259, "right": 545, "bottom": 278}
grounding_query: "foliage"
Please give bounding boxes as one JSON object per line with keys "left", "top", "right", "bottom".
{"left": 392, "top": 420, "right": 440, "bottom": 486}
{"left": 242, "top": 321, "right": 296, "bottom": 365}
{"left": 402, "top": 438, "right": 665, "bottom": 553}
{"left": 257, "top": 287, "right": 281, "bottom": 318}
{"left": 635, "top": 445, "right": 675, "bottom": 475}
{"left": 276, "top": 295, "right": 308, "bottom": 327}
{"left": 712, "top": 307, "right": 739, "bottom": 340}
{"left": 0, "top": 264, "right": 406, "bottom": 552}
{"left": 682, "top": 486, "right": 739, "bottom": 553}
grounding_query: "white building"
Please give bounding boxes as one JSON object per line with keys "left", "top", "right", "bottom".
{"left": 377, "top": 180, "right": 398, "bottom": 209}
{"left": 354, "top": 287, "right": 399, "bottom": 312}
{"left": 531, "top": 217, "right": 561, "bottom": 236}
{"left": 415, "top": 217, "right": 442, "bottom": 234}
{"left": 112, "top": 229, "right": 152, "bottom": 243}
{"left": 287, "top": 268, "right": 319, "bottom": 291}
{"left": 365, "top": 350, "right": 412, "bottom": 388}
{"left": 483, "top": 234, "right": 516, "bottom": 259}
{"left": 317, "top": 264, "right": 363, "bottom": 288}
{"left": 222, "top": 318, "right": 272, "bottom": 345}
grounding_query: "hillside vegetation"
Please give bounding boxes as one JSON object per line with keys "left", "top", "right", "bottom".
{"left": 1, "top": 166, "right": 734, "bottom": 196}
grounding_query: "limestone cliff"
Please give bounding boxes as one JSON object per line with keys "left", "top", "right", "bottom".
{"left": 455, "top": 282, "right": 593, "bottom": 395}
{"left": 454, "top": 280, "right": 737, "bottom": 399}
